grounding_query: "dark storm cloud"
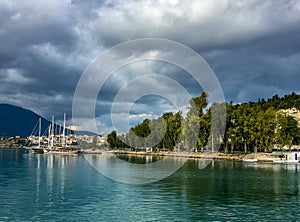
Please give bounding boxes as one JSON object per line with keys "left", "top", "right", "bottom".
{"left": 0, "top": 0, "right": 88, "bottom": 118}
{"left": 0, "top": 0, "right": 300, "bottom": 133}
{"left": 201, "top": 25, "right": 300, "bottom": 102}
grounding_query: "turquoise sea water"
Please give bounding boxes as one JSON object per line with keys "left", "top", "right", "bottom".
{"left": 1, "top": 148, "right": 300, "bottom": 221}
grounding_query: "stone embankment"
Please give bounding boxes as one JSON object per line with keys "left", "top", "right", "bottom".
{"left": 113, "top": 150, "right": 288, "bottom": 162}
{"left": 114, "top": 150, "right": 246, "bottom": 160}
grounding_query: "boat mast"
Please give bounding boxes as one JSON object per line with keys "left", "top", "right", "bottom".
{"left": 62, "top": 113, "right": 66, "bottom": 147}
{"left": 38, "top": 118, "right": 41, "bottom": 148}
{"left": 48, "top": 124, "right": 51, "bottom": 148}
{"left": 58, "top": 123, "right": 61, "bottom": 146}
{"left": 51, "top": 115, "right": 54, "bottom": 148}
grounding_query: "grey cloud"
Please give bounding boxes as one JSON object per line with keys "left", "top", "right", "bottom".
{"left": 0, "top": 0, "right": 300, "bottom": 132}
{"left": 88, "top": 0, "right": 300, "bottom": 50}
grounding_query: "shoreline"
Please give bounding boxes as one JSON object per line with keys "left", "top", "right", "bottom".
{"left": 2, "top": 147, "right": 295, "bottom": 162}
{"left": 112, "top": 150, "right": 287, "bottom": 162}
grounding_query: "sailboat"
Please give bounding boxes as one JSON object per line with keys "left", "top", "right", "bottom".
{"left": 30, "top": 118, "right": 45, "bottom": 154}
{"left": 44, "top": 113, "right": 78, "bottom": 154}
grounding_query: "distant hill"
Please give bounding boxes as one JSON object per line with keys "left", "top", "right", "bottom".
{"left": 0, "top": 104, "right": 97, "bottom": 138}
{"left": 0, "top": 104, "right": 51, "bottom": 138}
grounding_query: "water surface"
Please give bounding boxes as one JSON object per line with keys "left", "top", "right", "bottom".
{"left": 1, "top": 148, "right": 299, "bottom": 221}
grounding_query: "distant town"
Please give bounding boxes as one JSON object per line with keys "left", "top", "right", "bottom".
{"left": 0, "top": 134, "right": 109, "bottom": 150}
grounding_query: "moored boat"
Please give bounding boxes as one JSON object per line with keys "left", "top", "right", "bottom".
{"left": 243, "top": 158, "right": 258, "bottom": 163}
{"left": 31, "top": 147, "right": 45, "bottom": 154}
{"left": 45, "top": 113, "right": 78, "bottom": 155}
{"left": 45, "top": 147, "right": 79, "bottom": 154}
{"left": 273, "top": 159, "right": 299, "bottom": 164}
{"left": 30, "top": 118, "right": 44, "bottom": 154}
{"left": 30, "top": 114, "right": 78, "bottom": 155}
{"left": 283, "top": 160, "right": 299, "bottom": 164}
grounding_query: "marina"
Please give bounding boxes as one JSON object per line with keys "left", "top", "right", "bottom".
{"left": 29, "top": 114, "right": 79, "bottom": 155}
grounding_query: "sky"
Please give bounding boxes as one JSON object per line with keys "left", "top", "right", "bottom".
{"left": 0, "top": 0, "right": 300, "bottom": 134}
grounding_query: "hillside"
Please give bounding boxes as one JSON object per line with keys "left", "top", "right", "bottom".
{"left": 0, "top": 104, "right": 97, "bottom": 138}
{"left": 0, "top": 104, "right": 50, "bottom": 138}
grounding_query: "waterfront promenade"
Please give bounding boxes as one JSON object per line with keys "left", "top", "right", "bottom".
{"left": 112, "top": 150, "right": 298, "bottom": 162}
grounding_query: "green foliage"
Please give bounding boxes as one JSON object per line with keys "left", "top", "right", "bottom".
{"left": 107, "top": 92, "right": 300, "bottom": 153}
{"left": 259, "top": 92, "right": 300, "bottom": 110}
{"left": 189, "top": 92, "right": 208, "bottom": 117}
{"left": 182, "top": 93, "right": 210, "bottom": 150}
{"left": 107, "top": 130, "right": 117, "bottom": 148}
{"left": 107, "top": 130, "right": 129, "bottom": 149}
{"left": 226, "top": 99, "right": 300, "bottom": 152}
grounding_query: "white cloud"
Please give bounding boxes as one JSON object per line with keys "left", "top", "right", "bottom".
{"left": 1, "top": 68, "right": 31, "bottom": 84}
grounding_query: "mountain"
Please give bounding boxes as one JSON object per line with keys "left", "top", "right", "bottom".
{"left": 0, "top": 104, "right": 51, "bottom": 138}
{"left": 0, "top": 104, "right": 97, "bottom": 138}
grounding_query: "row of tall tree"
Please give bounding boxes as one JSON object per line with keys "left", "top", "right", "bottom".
{"left": 107, "top": 92, "right": 300, "bottom": 153}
